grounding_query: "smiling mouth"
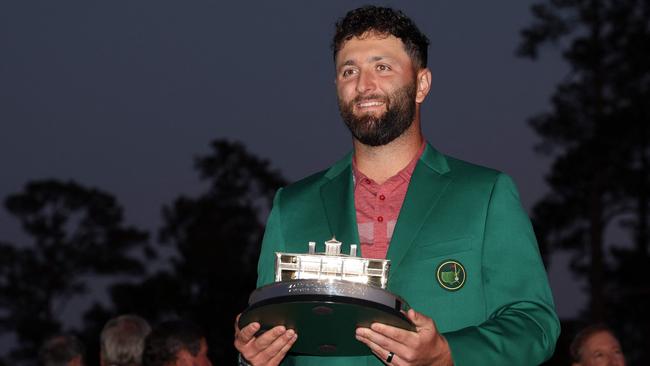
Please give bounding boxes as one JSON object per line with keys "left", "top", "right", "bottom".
{"left": 356, "top": 100, "right": 385, "bottom": 109}
{"left": 354, "top": 96, "right": 389, "bottom": 114}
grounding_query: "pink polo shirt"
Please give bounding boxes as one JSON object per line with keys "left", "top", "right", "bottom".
{"left": 352, "top": 142, "right": 425, "bottom": 259}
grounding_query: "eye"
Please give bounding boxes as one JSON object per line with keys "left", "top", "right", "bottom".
{"left": 341, "top": 69, "right": 356, "bottom": 78}
{"left": 376, "top": 64, "right": 391, "bottom": 72}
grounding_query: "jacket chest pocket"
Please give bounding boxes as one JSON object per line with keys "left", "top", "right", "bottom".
{"left": 388, "top": 237, "right": 485, "bottom": 332}
{"left": 400, "top": 236, "right": 473, "bottom": 264}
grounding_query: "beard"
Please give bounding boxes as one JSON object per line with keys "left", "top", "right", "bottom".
{"left": 338, "top": 82, "right": 417, "bottom": 147}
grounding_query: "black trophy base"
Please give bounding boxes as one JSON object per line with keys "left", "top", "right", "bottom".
{"left": 238, "top": 280, "right": 414, "bottom": 356}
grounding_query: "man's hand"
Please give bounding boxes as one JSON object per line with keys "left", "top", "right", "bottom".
{"left": 355, "top": 309, "right": 453, "bottom": 366}
{"left": 234, "top": 314, "right": 297, "bottom": 366}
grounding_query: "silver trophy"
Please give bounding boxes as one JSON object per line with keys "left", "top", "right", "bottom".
{"left": 239, "top": 238, "right": 414, "bottom": 356}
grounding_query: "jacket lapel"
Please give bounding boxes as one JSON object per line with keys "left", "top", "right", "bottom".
{"left": 320, "top": 153, "right": 359, "bottom": 256}
{"left": 387, "top": 144, "right": 451, "bottom": 278}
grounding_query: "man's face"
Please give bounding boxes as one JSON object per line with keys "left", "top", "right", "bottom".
{"left": 335, "top": 33, "right": 421, "bottom": 147}
{"left": 68, "top": 355, "right": 83, "bottom": 366}
{"left": 574, "top": 331, "right": 625, "bottom": 366}
{"left": 175, "top": 339, "right": 212, "bottom": 366}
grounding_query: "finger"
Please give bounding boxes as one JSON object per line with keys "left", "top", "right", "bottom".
{"left": 356, "top": 334, "right": 402, "bottom": 366}
{"left": 256, "top": 329, "right": 296, "bottom": 360}
{"left": 235, "top": 322, "right": 261, "bottom": 345}
{"left": 241, "top": 325, "right": 288, "bottom": 361}
{"left": 406, "top": 308, "right": 433, "bottom": 330}
{"left": 267, "top": 330, "right": 298, "bottom": 364}
{"left": 234, "top": 314, "right": 243, "bottom": 334}
{"left": 368, "top": 322, "right": 418, "bottom": 346}
{"left": 356, "top": 327, "right": 411, "bottom": 357}
{"left": 253, "top": 325, "right": 287, "bottom": 349}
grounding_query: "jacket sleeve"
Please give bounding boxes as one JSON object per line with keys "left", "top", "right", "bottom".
{"left": 443, "top": 173, "right": 560, "bottom": 365}
{"left": 256, "top": 188, "right": 285, "bottom": 287}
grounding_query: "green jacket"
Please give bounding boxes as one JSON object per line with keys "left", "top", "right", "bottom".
{"left": 257, "top": 144, "right": 560, "bottom": 365}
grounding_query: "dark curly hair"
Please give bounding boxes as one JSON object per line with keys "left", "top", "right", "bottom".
{"left": 142, "top": 320, "right": 203, "bottom": 366}
{"left": 332, "top": 5, "right": 430, "bottom": 69}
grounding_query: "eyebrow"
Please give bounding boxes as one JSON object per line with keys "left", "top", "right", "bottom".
{"left": 339, "top": 56, "right": 390, "bottom": 68}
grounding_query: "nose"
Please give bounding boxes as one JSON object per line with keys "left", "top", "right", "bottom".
{"left": 355, "top": 69, "right": 376, "bottom": 94}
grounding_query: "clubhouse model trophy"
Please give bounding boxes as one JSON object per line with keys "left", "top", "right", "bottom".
{"left": 238, "top": 238, "right": 415, "bottom": 356}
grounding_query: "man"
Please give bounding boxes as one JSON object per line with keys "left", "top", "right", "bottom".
{"left": 39, "top": 334, "right": 85, "bottom": 366}
{"left": 100, "top": 314, "right": 152, "bottom": 366}
{"left": 142, "top": 320, "right": 212, "bottom": 366}
{"left": 234, "top": 5, "right": 560, "bottom": 366}
{"left": 570, "top": 325, "right": 626, "bottom": 366}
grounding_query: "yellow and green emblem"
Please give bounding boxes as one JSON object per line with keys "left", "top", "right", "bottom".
{"left": 436, "top": 260, "right": 466, "bottom": 291}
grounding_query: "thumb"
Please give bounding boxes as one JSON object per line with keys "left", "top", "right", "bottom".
{"left": 407, "top": 308, "right": 435, "bottom": 330}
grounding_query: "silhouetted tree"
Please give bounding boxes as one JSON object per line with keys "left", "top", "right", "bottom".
{"left": 0, "top": 180, "right": 151, "bottom": 365}
{"left": 87, "top": 140, "right": 286, "bottom": 364}
{"left": 159, "top": 139, "right": 286, "bottom": 363}
{"left": 519, "top": 0, "right": 650, "bottom": 363}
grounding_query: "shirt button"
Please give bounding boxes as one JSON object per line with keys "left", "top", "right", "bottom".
{"left": 377, "top": 216, "right": 384, "bottom": 222}
{"left": 379, "top": 194, "right": 386, "bottom": 200}
{"left": 364, "top": 178, "right": 371, "bottom": 184}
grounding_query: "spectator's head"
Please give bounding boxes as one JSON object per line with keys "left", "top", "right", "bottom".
{"left": 142, "top": 320, "right": 212, "bottom": 366}
{"left": 100, "top": 314, "right": 152, "bottom": 366}
{"left": 39, "top": 334, "right": 85, "bottom": 366}
{"left": 571, "top": 324, "right": 626, "bottom": 366}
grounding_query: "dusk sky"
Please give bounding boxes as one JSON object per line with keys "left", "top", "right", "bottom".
{"left": 0, "top": 0, "right": 580, "bottom": 332}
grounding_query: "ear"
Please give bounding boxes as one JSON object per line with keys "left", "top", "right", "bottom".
{"left": 415, "top": 68, "right": 432, "bottom": 104}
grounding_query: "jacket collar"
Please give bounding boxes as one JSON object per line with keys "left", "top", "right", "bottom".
{"left": 386, "top": 144, "right": 451, "bottom": 281}
{"left": 320, "top": 143, "right": 451, "bottom": 280}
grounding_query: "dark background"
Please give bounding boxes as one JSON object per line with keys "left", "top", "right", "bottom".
{"left": 2, "top": 1, "right": 646, "bottom": 365}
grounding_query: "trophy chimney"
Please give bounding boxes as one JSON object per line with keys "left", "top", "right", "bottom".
{"left": 324, "top": 237, "right": 341, "bottom": 256}
{"left": 349, "top": 244, "right": 357, "bottom": 257}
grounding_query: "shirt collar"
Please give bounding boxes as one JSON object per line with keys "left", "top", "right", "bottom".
{"left": 352, "top": 140, "right": 426, "bottom": 187}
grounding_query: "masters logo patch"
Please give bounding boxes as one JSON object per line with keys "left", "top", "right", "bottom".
{"left": 436, "top": 260, "right": 466, "bottom": 291}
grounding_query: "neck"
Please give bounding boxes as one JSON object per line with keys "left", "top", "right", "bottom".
{"left": 353, "top": 117, "right": 423, "bottom": 184}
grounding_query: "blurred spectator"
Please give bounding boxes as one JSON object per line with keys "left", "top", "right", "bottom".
{"left": 142, "top": 320, "right": 212, "bottom": 366}
{"left": 39, "top": 334, "right": 85, "bottom": 366}
{"left": 570, "top": 324, "right": 626, "bottom": 366}
{"left": 100, "top": 314, "right": 152, "bottom": 366}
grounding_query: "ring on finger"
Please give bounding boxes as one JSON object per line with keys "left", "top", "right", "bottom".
{"left": 386, "top": 351, "right": 395, "bottom": 363}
